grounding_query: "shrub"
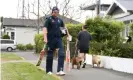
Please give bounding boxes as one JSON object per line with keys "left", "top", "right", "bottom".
{"left": 89, "top": 41, "right": 106, "bottom": 55}
{"left": 17, "top": 44, "right": 26, "bottom": 50}
{"left": 89, "top": 42, "right": 133, "bottom": 58}
{"left": 34, "top": 34, "right": 44, "bottom": 53}
{"left": 66, "top": 24, "right": 82, "bottom": 42}
{"left": 85, "top": 17, "right": 124, "bottom": 42}
{"left": 114, "top": 43, "right": 133, "bottom": 58}
{"left": 26, "top": 43, "right": 34, "bottom": 50}
{"left": 2, "top": 34, "right": 10, "bottom": 39}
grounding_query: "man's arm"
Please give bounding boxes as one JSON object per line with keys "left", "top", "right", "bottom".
{"left": 75, "top": 32, "right": 80, "bottom": 47}
{"left": 43, "top": 18, "right": 49, "bottom": 43}
{"left": 77, "top": 32, "right": 81, "bottom": 40}
{"left": 43, "top": 27, "right": 47, "bottom": 43}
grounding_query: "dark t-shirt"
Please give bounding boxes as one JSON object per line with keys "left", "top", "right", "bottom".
{"left": 77, "top": 31, "right": 92, "bottom": 49}
{"left": 43, "top": 16, "right": 64, "bottom": 41}
{"left": 43, "top": 16, "right": 65, "bottom": 48}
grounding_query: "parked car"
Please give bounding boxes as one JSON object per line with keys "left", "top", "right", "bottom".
{"left": 0, "top": 39, "right": 17, "bottom": 51}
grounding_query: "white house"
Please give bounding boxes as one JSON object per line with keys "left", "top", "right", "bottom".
{"left": 81, "top": 0, "right": 111, "bottom": 17}
{"left": 81, "top": 0, "right": 133, "bottom": 38}
{"left": 106, "top": 0, "right": 133, "bottom": 38}
{"left": 2, "top": 18, "right": 43, "bottom": 45}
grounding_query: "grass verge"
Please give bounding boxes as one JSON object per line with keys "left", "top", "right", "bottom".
{"left": 1, "top": 53, "right": 23, "bottom": 61}
{"left": 1, "top": 62, "right": 61, "bottom": 80}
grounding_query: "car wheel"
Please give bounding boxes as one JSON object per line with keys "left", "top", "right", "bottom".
{"left": 7, "top": 47, "right": 13, "bottom": 52}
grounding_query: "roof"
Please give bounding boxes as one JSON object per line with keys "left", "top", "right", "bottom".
{"left": 3, "top": 15, "right": 81, "bottom": 27}
{"left": 115, "top": 14, "right": 133, "bottom": 21}
{"left": 58, "top": 15, "right": 81, "bottom": 24}
{"left": 106, "top": 0, "right": 133, "bottom": 15}
{"left": 3, "top": 18, "right": 41, "bottom": 27}
{"left": 81, "top": 3, "right": 110, "bottom": 10}
{"left": 116, "top": 0, "right": 133, "bottom": 11}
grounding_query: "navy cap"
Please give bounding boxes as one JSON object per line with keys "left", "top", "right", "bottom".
{"left": 52, "top": 6, "right": 59, "bottom": 12}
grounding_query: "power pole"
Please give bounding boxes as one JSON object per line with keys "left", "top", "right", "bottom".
{"left": 17, "top": 0, "right": 20, "bottom": 18}
{"left": 96, "top": 0, "right": 100, "bottom": 16}
{"left": 22, "top": 0, "right": 25, "bottom": 18}
{"left": 27, "top": 0, "right": 30, "bottom": 19}
{"left": 0, "top": 17, "right": 4, "bottom": 36}
{"left": 37, "top": 0, "right": 40, "bottom": 34}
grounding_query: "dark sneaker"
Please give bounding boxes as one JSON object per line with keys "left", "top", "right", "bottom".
{"left": 82, "top": 63, "right": 86, "bottom": 68}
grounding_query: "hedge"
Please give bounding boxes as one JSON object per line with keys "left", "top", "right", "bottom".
{"left": 26, "top": 43, "right": 34, "bottom": 50}
{"left": 17, "top": 44, "right": 34, "bottom": 50}
{"left": 89, "top": 41, "right": 133, "bottom": 58}
{"left": 17, "top": 44, "right": 26, "bottom": 50}
{"left": 85, "top": 17, "right": 124, "bottom": 42}
{"left": 65, "top": 24, "right": 82, "bottom": 42}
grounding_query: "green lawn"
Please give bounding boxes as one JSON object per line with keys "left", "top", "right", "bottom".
{"left": 1, "top": 62, "right": 61, "bottom": 80}
{"left": 1, "top": 53, "right": 23, "bottom": 61}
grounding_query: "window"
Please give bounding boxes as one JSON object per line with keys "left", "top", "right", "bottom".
{"left": 11, "top": 32, "right": 15, "bottom": 40}
{"left": 101, "top": 6, "right": 109, "bottom": 11}
{"left": 7, "top": 40, "right": 14, "bottom": 44}
{"left": 1, "top": 40, "right": 14, "bottom": 44}
{"left": 126, "top": 26, "right": 130, "bottom": 36}
{"left": 1, "top": 40, "right": 6, "bottom": 44}
{"left": 7, "top": 32, "right": 9, "bottom": 35}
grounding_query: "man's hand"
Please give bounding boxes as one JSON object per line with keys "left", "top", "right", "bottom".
{"left": 67, "top": 35, "right": 72, "bottom": 41}
{"left": 44, "top": 38, "right": 48, "bottom": 43}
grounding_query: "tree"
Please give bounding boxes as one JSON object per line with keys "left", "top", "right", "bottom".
{"left": 24, "top": 0, "right": 83, "bottom": 22}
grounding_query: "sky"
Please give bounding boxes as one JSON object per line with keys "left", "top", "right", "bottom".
{"left": 0, "top": 0, "right": 113, "bottom": 23}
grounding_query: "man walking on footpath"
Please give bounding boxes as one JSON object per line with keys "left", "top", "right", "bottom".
{"left": 76, "top": 25, "right": 92, "bottom": 68}
{"left": 43, "top": 6, "right": 70, "bottom": 76}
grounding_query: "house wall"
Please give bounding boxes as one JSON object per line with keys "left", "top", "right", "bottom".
{"left": 15, "top": 27, "right": 43, "bottom": 45}
{"left": 121, "top": 21, "right": 132, "bottom": 39}
{"left": 6, "top": 27, "right": 43, "bottom": 45}
{"left": 108, "top": 6, "right": 132, "bottom": 38}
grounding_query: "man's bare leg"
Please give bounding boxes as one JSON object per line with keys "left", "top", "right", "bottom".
{"left": 78, "top": 53, "right": 85, "bottom": 66}
{"left": 82, "top": 53, "right": 87, "bottom": 68}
